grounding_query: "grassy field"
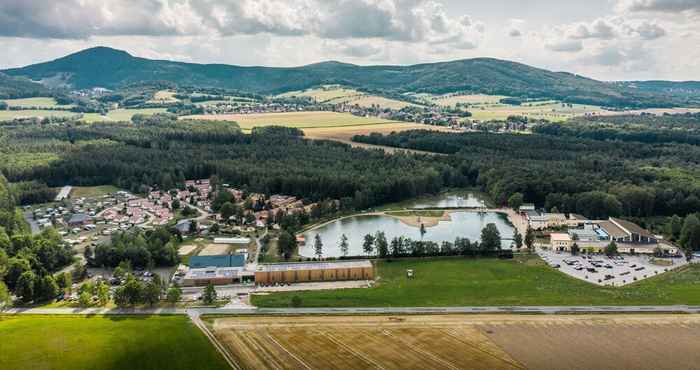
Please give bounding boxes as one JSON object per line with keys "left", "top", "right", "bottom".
{"left": 70, "top": 185, "right": 121, "bottom": 198}
{"left": 0, "top": 109, "right": 77, "bottom": 120}
{"left": 2, "top": 97, "right": 72, "bottom": 108}
{"left": 81, "top": 108, "right": 169, "bottom": 122}
{"left": 252, "top": 256, "right": 700, "bottom": 307}
{"left": 279, "top": 86, "right": 418, "bottom": 109}
{"left": 184, "top": 111, "right": 402, "bottom": 130}
{"left": 0, "top": 315, "right": 228, "bottom": 370}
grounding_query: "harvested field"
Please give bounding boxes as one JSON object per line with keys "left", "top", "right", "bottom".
{"left": 208, "top": 315, "right": 524, "bottom": 370}
{"left": 184, "top": 111, "right": 401, "bottom": 130}
{"left": 208, "top": 315, "right": 700, "bottom": 370}
{"left": 198, "top": 243, "right": 231, "bottom": 256}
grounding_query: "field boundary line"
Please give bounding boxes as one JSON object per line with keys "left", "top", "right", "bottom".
{"left": 321, "top": 331, "right": 386, "bottom": 370}
{"left": 189, "top": 312, "right": 242, "bottom": 370}
{"left": 381, "top": 329, "right": 460, "bottom": 370}
{"left": 265, "top": 333, "right": 312, "bottom": 370}
{"left": 444, "top": 329, "right": 525, "bottom": 369}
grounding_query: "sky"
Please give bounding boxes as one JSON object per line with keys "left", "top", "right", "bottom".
{"left": 0, "top": 0, "right": 699, "bottom": 81}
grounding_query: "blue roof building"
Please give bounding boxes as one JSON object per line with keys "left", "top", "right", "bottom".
{"left": 189, "top": 254, "right": 245, "bottom": 268}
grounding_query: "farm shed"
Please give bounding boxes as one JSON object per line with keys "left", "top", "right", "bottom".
{"left": 255, "top": 260, "right": 374, "bottom": 284}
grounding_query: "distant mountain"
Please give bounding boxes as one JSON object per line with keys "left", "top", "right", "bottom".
{"left": 0, "top": 72, "right": 50, "bottom": 99}
{"left": 2, "top": 46, "right": 696, "bottom": 108}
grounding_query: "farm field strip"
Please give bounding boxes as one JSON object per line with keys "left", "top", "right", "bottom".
{"left": 210, "top": 315, "right": 700, "bottom": 370}
{"left": 209, "top": 315, "right": 523, "bottom": 370}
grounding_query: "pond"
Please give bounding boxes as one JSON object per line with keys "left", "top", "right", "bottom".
{"left": 300, "top": 211, "right": 514, "bottom": 258}
{"left": 407, "top": 192, "right": 487, "bottom": 209}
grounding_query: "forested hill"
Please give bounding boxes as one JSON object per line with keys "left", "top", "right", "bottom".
{"left": 1, "top": 46, "right": 690, "bottom": 108}
{"left": 0, "top": 72, "right": 50, "bottom": 99}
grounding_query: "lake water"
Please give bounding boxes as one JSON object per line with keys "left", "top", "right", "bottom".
{"left": 408, "top": 192, "right": 486, "bottom": 209}
{"left": 300, "top": 211, "right": 514, "bottom": 258}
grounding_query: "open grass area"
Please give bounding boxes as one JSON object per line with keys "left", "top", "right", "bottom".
{"left": 81, "top": 108, "right": 168, "bottom": 123}
{"left": 70, "top": 185, "right": 121, "bottom": 198}
{"left": 252, "top": 256, "right": 700, "bottom": 307}
{"left": 184, "top": 111, "right": 402, "bottom": 130}
{"left": 2, "top": 97, "right": 72, "bottom": 108}
{"left": 278, "top": 86, "right": 418, "bottom": 109}
{"left": 0, "top": 109, "right": 77, "bottom": 120}
{"left": 0, "top": 315, "right": 228, "bottom": 370}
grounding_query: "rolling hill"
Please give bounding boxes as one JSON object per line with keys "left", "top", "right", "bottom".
{"left": 0, "top": 72, "right": 50, "bottom": 99}
{"left": 1, "top": 46, "right": 695, "bottom": 108}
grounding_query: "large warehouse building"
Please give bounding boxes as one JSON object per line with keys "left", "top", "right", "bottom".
{"left": 255, "top": 260, "right": 374, "bottom": 284}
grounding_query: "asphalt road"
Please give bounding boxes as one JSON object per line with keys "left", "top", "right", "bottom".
{"left": 4, "top": 305, "right": 700, "bottom": 316}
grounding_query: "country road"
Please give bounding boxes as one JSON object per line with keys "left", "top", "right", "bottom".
{"left": 4, "top": 305, "right": 700, "bottom": 316}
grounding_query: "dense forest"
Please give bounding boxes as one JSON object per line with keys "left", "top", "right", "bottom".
{"left": 0, "top": 115, "right": 465, "bottom": 210}
{"left": 535, "top": 114, "right": 700, "bottom": 146}
{"left": 353, "top": 129, "right": 700, "bottom": 221}
{"left": 0, "top": 174, "right": 75, "bottom": 305}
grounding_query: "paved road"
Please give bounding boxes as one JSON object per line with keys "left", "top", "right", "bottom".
{"left": 5, "top": 305, "right": 700, "bottom": 316}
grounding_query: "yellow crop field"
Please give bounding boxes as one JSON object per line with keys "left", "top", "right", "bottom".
{"left": 209, "top": 314, "right": 700, "bottom": 370}
{"left": 184, "top": 111, "right": 402, "bottom": 130}
{"left": 147, "top": 90, "right": 180, "bottom": 104}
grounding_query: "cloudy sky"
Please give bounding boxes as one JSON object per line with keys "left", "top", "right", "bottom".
{"left": 1, "top": 0, "right": 699, "bottom": 81}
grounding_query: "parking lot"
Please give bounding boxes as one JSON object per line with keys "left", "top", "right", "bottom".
{"left": 538, "top": 249, "right": 687, "bottom": 286}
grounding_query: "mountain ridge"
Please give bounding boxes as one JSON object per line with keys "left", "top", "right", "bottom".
{"left": 2, "top": 46, "right": 698, "bottom": 108}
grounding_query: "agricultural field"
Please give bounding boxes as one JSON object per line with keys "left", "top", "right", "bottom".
{"left": 427, "top": 93, "right": 508, "bottom": 106}
{"left": 207, "top": 315, "right": 523, "bottom": 370}
{"left": 0, "top": 109, "right": 77, "bottom": 120}
{"left": 81, "top": 108, "right": 169, "bottom": 122}
{"left": 251, "top": 256, "right": 700, "bottom": 307}
{"left": 147, "top": 90, "right": 180, "bottom": 104}
{"left": 1, "top": 96, "right": 73, "bottom": 108}
{"left": 0, "top": 315, "right": 228, "bottom": 370}
{"left": 279, "top": 86, "right": 418, "bottom": 109}
{"left": 185, "top": 111, "right": 402, "bottom": 130}
{"left": 208, "top": 314, "right": 700, "bottom": 370}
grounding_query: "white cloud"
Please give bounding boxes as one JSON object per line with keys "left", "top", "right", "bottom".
{"left": 618, "top": 0, "right": 700, "bottom": 14}
{"left": 545, "top": 39, "right": 584, "bottom": 52}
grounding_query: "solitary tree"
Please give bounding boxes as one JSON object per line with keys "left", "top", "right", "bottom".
{"left": 313, "top": 234, "right": 323, "bottom": 259}
{"left": 605, "top": 241, "right": 618, "bottom": 257}
{"left": 339, "top": 234, "right": 349, "bottom": 257}
{"left": 513, "top": 230, "right": 523, "bottom": 250}
{"left": 363, "top": 234, "right": 375, "bottom": 256}
{"left": 96, "top": 281, "right": 110, "bottom": 306}
{"left": 203, "top": 283, "right": 217, "bottom": 305}
{"left": 277, "top": 231, "right": 297, "bottom": 260}
{"left": 79, "top": 291, "right": 92, "bottom": 307}
{"left": 524, "top": 226, "right": 535, "bottom": 253}
{"left": 480, "top": 223, "right": 502, "bottom": 251}
{"left": 166, "top": 286, "right": 182, "bottom": 304}
{"left": 570, "top": 242, "right": 580, "bottom": 256}
{"left": 375, "top": 231, "right": 388, "bottom": 258}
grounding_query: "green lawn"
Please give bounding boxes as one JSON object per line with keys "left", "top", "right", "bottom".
{"left": 0, "top": 315, "right": 228, "bottom": 370}
{"left": 252, "top": 256, "right": 700, "bottom": 307}
{"left": 71, "top": 185, "right": 121, "bottom": 198}
{"left": 0, "top": 109, "right": 77, "bottom": 120}
{"left": 2, "top": 97, "right": 72, "bottom": 108}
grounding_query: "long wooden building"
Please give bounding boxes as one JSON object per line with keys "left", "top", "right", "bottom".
{"left": 255, "top": 260, "right": 374, "bottom": 284}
